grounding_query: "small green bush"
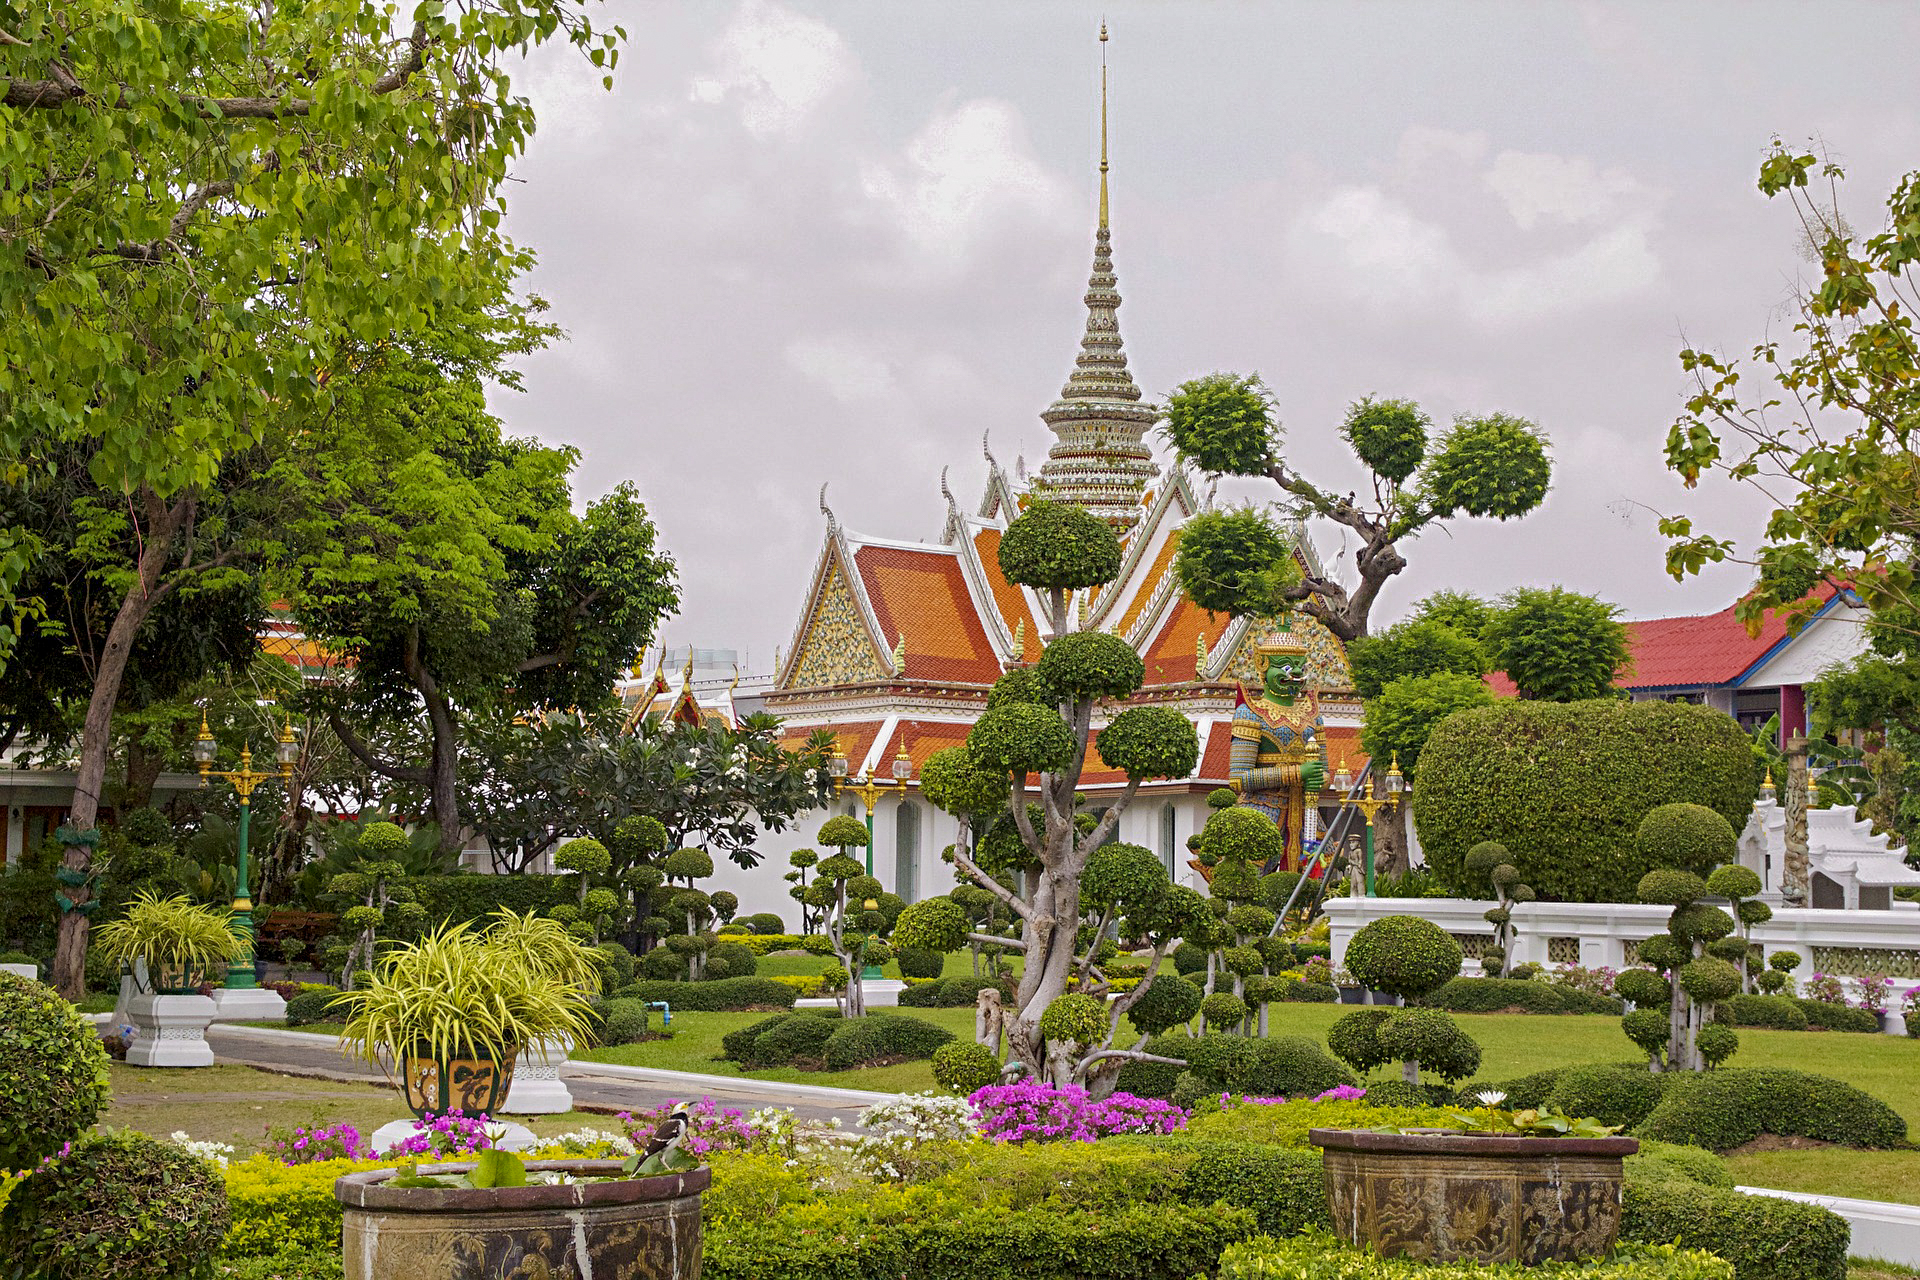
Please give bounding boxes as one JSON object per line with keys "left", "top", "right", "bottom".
{"left": 1343, "top": 916, "right": 1463, "bottom": 999}
{"left": 592, "top": 941, "right": 635, "bottom": 989}
{"left": 612, "top": 977, "right": 798, "bottom": 1012}
{"left": 0, "top": 1131, "right": 231, "bottom": 1280}
{"left": 932, "top": 1040, "right": 1002, "bottom": 1094}
{"left": 899, "top": 974, "right": 1012, "bottom": 1008}
{"left": 1222, "top": 1036, "right": 1357, "bottom": 1100}
{"left": 1116, "top": 1033, "right": 1193, "bottom": 1100}
{"left": 1041, "top": 993, "right": 1109, "bottom": 1045}
{"left": 598, "top": 998, "right": 652, "bottom": 1045}
{"left": 895, "top": 946, "right": 946, "bottom": 979}
{"left": 1792, "top": 997, "right": 1881, "bottom": 1033}
{"left": 283, "top": 987, "right": 345, "bottom": 1027}
{"left": 1548, "top": 1064, "right": 1671, "bottom": 1129}
{"left": 822, "top": 1014, "right": 955, "bottom": 1070}
{"left": 1554, "top": 988, "right": 1625, "bottom": 1015}
{"left": 752, "top": 1014, "right": 837, "bottom": 1067}
{"left": 1216, "top": 1233, "right": 1733, "bottom": 1280}
{"left": 1170, "top": 1140, "right": 1329, "bottom": 1237}
{"left": 1621, "top": 1179, "right": 1847, "bottom": 1280}
{"left": 1172, "top": 941, "right": 1209, "bottom": 975}
{"left": 1127, "top": 972, "right": 1203, "bottom": 1034}
{"left": 1634, "top": 1067, "right": 1907, "bottom": 1151}
{"left": 1422, "top": 977, "right": 1565, "bottom": 1014}
{"left": 1623, "top": 1139, "right": 1734, "bottom": 1189}
{"left": 0, "top": 972, "right": 112, "bottom": 1169}
{"left": 707, "top": 941, "right": 758, "bottom": 979}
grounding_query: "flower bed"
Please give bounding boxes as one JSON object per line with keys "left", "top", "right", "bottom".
{"left": 968, "top": 1082, "right": 1187, "bottom": 1143}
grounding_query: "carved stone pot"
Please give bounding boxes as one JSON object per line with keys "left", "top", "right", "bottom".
{"left": 334, "top": 1160, "right": 708, "bottom": 1280}
{"left": 1310, "top": 1128, "right": 1639, "bottom": 1265}
{"left": 400, "top": 1047, "right": 517, "bottom": 1118}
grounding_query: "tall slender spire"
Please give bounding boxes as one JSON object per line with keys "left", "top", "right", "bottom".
{"left": 1034, "top": 22, "right": 1159, "bottom": 533}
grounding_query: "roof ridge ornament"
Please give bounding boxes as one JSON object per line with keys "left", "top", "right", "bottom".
{"left": 819, "top": 482, "right": 837, "bottom": 534}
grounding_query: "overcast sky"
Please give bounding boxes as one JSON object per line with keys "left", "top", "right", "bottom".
{"left": 496, "top": 2, "right": 1920, "bottom": 672}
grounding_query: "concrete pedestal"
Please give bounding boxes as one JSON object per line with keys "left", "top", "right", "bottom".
{"left": 502, "top": 1035, "right": 574, "bottom": 1114}
{"left": 209, "top": 986, "right": 289, "bottom": 1022}
{"left": 370, "top": 1117, "right": 537, "bottom": 1155}
{"left": 125, "top": 993, "right": 217, "bottom": 1067}
{"left": 0, "top": 961, "right": 37, "bottom": 981}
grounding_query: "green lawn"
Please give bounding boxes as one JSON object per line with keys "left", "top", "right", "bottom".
{"left": 1725, "top": 1146, "right": 1920, "bottom": 1205}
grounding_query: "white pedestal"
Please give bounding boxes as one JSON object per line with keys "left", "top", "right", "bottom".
{"left": 0, "top": 962, "right": 36, "bottom": 981}
{"left": 370, "top": 1117, "right": 537, "bottom": 1155}
{"left": 125, "top": 993, "right": 217, "bottom": 1067}
{"left": 209, "top": 986, "right": 289, "bottom": 1022}
{"left": 502, "top": 1035, "right": 574, "bottom": 1114}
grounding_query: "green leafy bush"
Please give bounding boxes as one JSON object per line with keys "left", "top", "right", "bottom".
{"left": 932, "top": 1040, "right": 1002, "bottom": 1094}
{"left": 1635, "top": 1067, "right": 1907, "bottom": 1151}
{"left": 284, "top": 987, "right": 345, "bottom": 1027}
{"left": 1720, "top": 994, "right": 1807, "bottom": 1031}
{"left": 898, "top": 974, "right": 1012, "bottom": 1009}
{"left": 1622, "top": 1180, "right": 1847, "bottom": 1280}
{"left": 0, "top": 1131, "right": 231, "bottom": 1280}
{"left": 1623, "top": 1140, "right": 1733, "bottom": 1190}
{"left": 1126, "top": 972, "right": 1203, "bottom": 1034}
{"left": 1221, "top": 1036, "right": 1357, "bottom": 1100}
{"left": 1186, "top": 1097, "right": 1462, "bottom": 1148}
{"left": 1547, "top": 1064, "right": 1671, "bottom": 1129}
{"left": 0, "top": 972, "right": 112, "bottom": 1169}
{"left": 1215, "top": 1233, "right": 1733, "bottom": 1279}
{"left": 1169, "top": 1140, "right": 1329, "bottom": 1238}
{"left": 752, "top": 1015, "right": 837, "bottom": 1067}
{"left": 1457, "top": 1067, "right": 1568, "bottom": 1110}
{"left": 895, "top": 946, "right": 946, "bottom": 979}
{"left": 611, "top": 977, "right": 798, "bottom": 1012}
{"left": 996, "top": 499, "right": 1123, "bottom": 590}
{"left": 1792, "top": 997, "right": 1880, "bottom": 1032}
{"left": 708, "top": 941, "right": 758, "bottom": 978}
{"left": 822, "top": 1013, "right": 955, "bottom": 1070}
{"left": 1041, "top": 993, "right": 1109, "bottom": 1045}
{"left": 598, "top": 998, "right": 652, "bottom": 1045}
{"left": 1343, "top": 916, "right": 1463, "bottom": 999}
{"left": 407, "top": 874, "right": 572, "bottom": 924}
{"left": 1421, "top": 977, "right": 1565, "bottom": 1014}
{"left": 1356, "top": 1079, "right": 1456, "bottom": 1108}
{"left": 1415, "top": 700, "right": 1757, "bottom": 901}
{"left": 1635, "top": 803, "right": 1739, "bottom": 873}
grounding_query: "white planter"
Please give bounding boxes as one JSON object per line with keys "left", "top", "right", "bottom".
{"left": 125, "top": 993, "right": 217, "bottom": 1068}
{"left": 501, "top": 1035, "right": 574, "bottom": 1114}
{"left": 209, "top": 986, "right": 289, "bottom": 1022}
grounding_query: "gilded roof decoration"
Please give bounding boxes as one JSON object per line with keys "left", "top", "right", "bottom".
{"left": 788, "top": 558, "right": 890, "bottom": 689}
{"left": 1225, "top": 615, "right": 1353, "bottom": 691}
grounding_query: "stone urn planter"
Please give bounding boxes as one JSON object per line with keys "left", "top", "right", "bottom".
{"left": 1310, "top": 1127, "right": 1639, "bottom": 1265}
{"left": 400, "top": 1047, "right": 517, "bottom": 1118}
{"left": 125, "top": 992, "right": 217, "bottom": 1067}
{"left": 334, "top": 1159, "right": 708, "bottom": 1280}
{"left": 502, "top": 1034, "right": 575, "bottom": 1114}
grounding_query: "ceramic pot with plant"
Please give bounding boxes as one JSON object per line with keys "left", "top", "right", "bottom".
{"left": 92, "top": 892, "right": 248, "bottom": 993}
{"left": 336, "top": 911, "right": 601, "bottom": 1119}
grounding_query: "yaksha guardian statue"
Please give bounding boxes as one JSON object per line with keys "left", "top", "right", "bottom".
{"left": 1229, "top": 630, "right": 1328, "bottom": 870}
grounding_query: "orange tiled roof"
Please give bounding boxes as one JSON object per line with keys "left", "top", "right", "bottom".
{"left": 1197, "top": 720, "right": 1234, "bottom": 782}
{"left": 885, "top": 720, "right": 976, "bottom": 776}
{"left": 782, "top": 720, "right": 885, "bottom": 772}
{"left": 1116, "top": 529, "right": 1181, "bottom": 638}
{"left": 854, "top": 545, "right": 1004, "bottom": 685}
{"left": 970, "top": 528, "right": 1039, "bottom": 655}
{"left": 1141, "top": 595, "right": 1221, "bottom": 686}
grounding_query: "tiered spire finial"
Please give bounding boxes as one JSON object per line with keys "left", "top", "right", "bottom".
{"left": 1034, "top": 22, "right": 1159, "bottom": 533}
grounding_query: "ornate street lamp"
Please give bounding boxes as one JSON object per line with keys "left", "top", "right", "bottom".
{"left": 1758, "top": 768, "right": 1777, "bottom": 805}
{"left": 196, "top": 710, "right": 300, "bottom": 1000}
{"left": 829, "top": 737, "right": 914, "bottom": 878}
{"left": 1321, "top": 751, "right": 1403, "bottom": 897}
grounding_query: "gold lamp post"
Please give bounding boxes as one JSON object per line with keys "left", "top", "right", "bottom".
{"left": 194, "top": 711, "right": 300, "bottom": 991}
{"left": 828, "top": 738, "right": 914, "bottom": 878}
{"left": 1323, "top": 752, "right": 1404, "bottom": 897}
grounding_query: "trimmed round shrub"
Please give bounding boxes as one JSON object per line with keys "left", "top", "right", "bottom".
{"left": 891, "top": 897, "right": 969, "bottom": 954}
{"left": 1624, "top": 1139, "right": 1734, "bottom": 1189}
{"left": 1636, "top": 803, "right": 1739, "bottom": 874}
{"left": 554, "top": 837, "right": 611, "bottom": 877}
{"left": 1040, "top": 993, "right": 1109, "bottom": 1046}
{"left": 1549, "top": 1064, "right": 1669, "bottom": 1129}
{"left": 1287, "top": 981, "right": 1339, "bottom": 1003}
{"left": 1621, "top": 1008, "right": 1672, "bottom": 1059}
{"left": 1793, "top": 997, "right": 1881, "bottom": 1033}
{"left": 1416, "top": 700, "right": 1757, "bottom": 901}
{"left": 1423, "top": 976, "right": 1564, "bottom": 1014}
{"left": 599, "top": 998, "right": 652, "bottom": 1045}
{"left": 1223, "top": 1035, "right": 1356, "bottom": 1099}
{"left": 1342, "top": 395, "right": 1430, "bottom": 484}
{"left": 1343, "top": 916, "right": 1463, "bottom": 999}
{"left": 1116, "top": 1032, "right": 1192, "bottom": 1099}
{"left": 895, "top": 946, "right": 945, "bottom": 980}
{"left": 612, "top": 976, "right": 799, "bottom": 1012}
{"left": 1096, "top": 705, "right": 1201, "bottom": 781}
{"left": 752, "top": 1014, "right": 837, "bottom": 1067}
{"left": 1638, "top": 869, "right": 1709, "bottom": 906}
{"left": 744, "top": 912, "right": 787, "bottom": 935}
{"left": 1172, "top": 942, "right": 1209, "bottom": 976}
{"left": 1376, "top": 1008, "right": 1482, "bottom": 1082}
{"left": 1464, "top": 841, "right": 1511, "bottom": 877}
{"left": 661, "top": 847, "right": 715, "bottom": 880}
{"left": 0, "top": 1131, "right": 230, "bottom": 1279}
{"left": 1326, "top": 1008, "right": 1397, "bottom": 1075}
{"left": 284, "top": 987, "right": 345, "bottom": 1027}
{"left": 931, "top": 1040, "right": 1003, "bottom": 1094}
{"left": 1201, "top": 991, "right": 1250, "bottom": 1028}
{"left": 1706, "top": 864, "right": 1763, "bottom": 900}
{"left": 1697, "top": 1022, "right": 1739, "bottom": 1068}
{"left": 1635, "top": 1067, "right": 1908, "bottom": 1151}
{"left": 0, "top": 973, "right": 112, "bottom": 1169}
{"left": 1221, "top": 945, "right": 1264, "bottom": 978}
{"left": 967, "top": 703, "right": 1076, "bottom": 776}
{"left": 1678, "top": 957, "right": 1742, "bottom": 1003}
{"left": 593, "top": 941, "right": 636, "bottom": 989}
{"left": 996, "top": 499, "right": 1123, "bottom": 589}
{"left": 721, "top": 1013, "right": 797, "bottom": 1062}
{"left": 1127, "top": 972, "right": 1203, "bottom": 1035}
{"left": 1556, "top": 989, "right": 1625, "bottom": 1015}
{"left": 1622, "top": 1179, "right": 1850, "bottom": 1280}
{"left": 1037, "top": 630, "right": 1144, "bottom": 700}
{"left": 822, "top": 1014, "right": 955, "bottom": 1070}
{"left": 1670, "top": 904, "right": 1735, "bottom": 944}
{"left": 1198, "top": 807, "right": 1285, "bottom": 868}
{"left": 1637, "top": 934, "right": 1691, "bottom": 972}
{"left": 641, "top": 947, "right": 685, "bottom": 980}
{"left": 709, "top": 941, "right": 758, "bottom": 978}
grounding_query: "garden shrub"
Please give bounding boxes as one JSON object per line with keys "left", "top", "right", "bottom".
{"left": 1791, "top": 997, "right": 1880, "bottom": 1032}
{"left": 1422, "top": 976, "right": 1565, "bottom": 1014}
{"left": 900, "top": 974, "right": 1013, "bottom": 1008}
{"left": 592, "top": 941, "right": 636, "bottom": 989}
{"left": 1547, "top": 1064, "right": 1670, "bottom": 1129}
{"left": 0, "top": 1131, "right": 231, "bottom": 1280}
{"left": 1454, "top": 1067, "right": 1566, "bottom": 1110}
{"left": 1554, "top": 989, "right": 1625, "bottom": 1015}
{"left": 897, "top": 978, "right": 946, "bottom": 1007}
{"left": 1172, "top": 941, "right": 1209, "bottom": 976}
{"left": 1635, "top": 1067, "right": 1907, "bottom": 1151}
{"left": 752, "top": 1014, "right": 837, "bottom": 1067}
{"left": 1170, "top": 1140, "right": 1330, "bottom": 1237}
{"left": 407, "top": 874, "right": 572, "bottom": 923}
{"left": 1284, "top": 980, "right": 1338, "bottom": 1003}
{"left": 1185, "top": 1098, "right": 1460, "bottom": 1148}
{"left": 1354, "top": 1079, "right": 1454, "bottom": 1108}
{"left": 1222, "top": 1036, "right": 1356, "bottom": 1100}
{"left": 214, "top": 1249, "right": 345, "bottom": 1280}
{"left": 598, "top": 998, "right": 652, "bottom": 1045}
{"left": 1216, "top": 1233, "right": 1733, "bottom": 1280}
{"left": 822, "top": 1013, "right": 954, "bottom": 1070}
{"left": 721, "top": 1014, "right": 796, "bottom": 1062}
{"left": 0, "top": 972, "right": 112, "bottom": 1169}
{"left": 707, "top": 941, "right": 758, "bottom": 978}
{"left": 1115, "top": 1033, "right": 1192, "bottom": 1100}
{"left": 1343, "top": 916, "right": 1463, "bottom": 999}
{"left": 1623, "top": 1140, "right": 1733, "bottom": 1190}
{"left": 612, "top": 976, "right": 798, "bottom": 1011}
{"left": 932, "top": 1040, "right": 1003, "bottom": 1094}
{"left": 640, "top": 947, "right": 686, "bottom": 981}
{"left": 1720, "top": 994, "right": 1807, "bottom": 1031}
{"left": 1415, "top": 700, "right": 1757, "bottom": 902}
{"left": 734, "top": 933, "right": 807, "bottom": 956}
{"left": 283, "top": 987, "right": 345, "bottom": 1027}
{"left": 220, "top": 1156, "right": 380, "bottom": 1257}
{"left": 1621, "top": 1180, "right": 1848, "bottom": 1280}
{"left": 743, "top": 913, "right": 787, "bottom": 935}
{"left": 896, "top": 946, "right": 946, "bottom": 979}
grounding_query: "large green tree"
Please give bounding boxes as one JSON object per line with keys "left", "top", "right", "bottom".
{"left": 1481, "top": 586, "right": 1630, "bottom": 702}
{"left": 0, "top": 0, "right": 622, "bottom": 996}
{"left": 1160, "top": 380, "right": 1551, "bottom": 640}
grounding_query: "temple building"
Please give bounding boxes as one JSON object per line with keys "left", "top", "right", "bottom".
{"left": 713, "top": 44, "right": 1360, "bottom": 921}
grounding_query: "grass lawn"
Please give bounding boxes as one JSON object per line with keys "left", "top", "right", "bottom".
{"left": 1726, "top": 1146, "right": 1920, "bottom": 1205}
{"left": 98, "top": 1063, "right": 616, "bottom": 1155}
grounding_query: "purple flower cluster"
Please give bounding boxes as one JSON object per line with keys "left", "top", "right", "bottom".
{"left": 270, "top": 1122, "right": 369, "bottom": 1165}
{"left": 1806, "top": 972, "right": 1848, "bottom": 1005}
{"left": 618, "top": 1098, "right": 768, "bottom": 1158}
{"left": 382, "top": 1109, "right": 495, "bottom": 1158}
{"left": 1550, "top": 964, "right": 1618, "bottom": 997}
{"left": 1857, "top": 974, "right": 1895, "bottom": 1014}
{"left": 1215, "top": 1084, "right": 1367, "bottom": 1112}
{"left": 968, "top": 1082, "right": 1188, "bottom": 1143}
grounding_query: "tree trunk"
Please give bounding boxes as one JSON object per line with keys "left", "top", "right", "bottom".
{"left": 1402, "top": 1057, "right": 1421, "bottom": 1086}
{"left": 52, "top": 497, "right": 187, "bottom": 998}
{"left": 123, "top": 738, "right": 166, "bottom": 811}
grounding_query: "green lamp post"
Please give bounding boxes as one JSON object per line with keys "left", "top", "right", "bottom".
{"left": 828, "top": 738, "right": 914, "bottom": 979}
{"left": 195, "top": 711, "right": 300, "bottom": 992}
{"left": 1325, "top": 752, "right": 1404, "bottom": 897}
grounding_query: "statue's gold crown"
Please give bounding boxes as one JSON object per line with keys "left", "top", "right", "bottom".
{"left": 1254, "top": 627, "right": 1309, "bottom": 659}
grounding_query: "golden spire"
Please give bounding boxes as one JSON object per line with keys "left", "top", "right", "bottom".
{"left": 1098, "top": 21, "right": 1110, "bottom": 230}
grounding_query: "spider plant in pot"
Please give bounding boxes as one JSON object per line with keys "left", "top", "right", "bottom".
{"left": 335, "top": 912, "right": 600, "bottom": 1118}
{"left": 92, "top": 891, "right": 249, "bottom": 993}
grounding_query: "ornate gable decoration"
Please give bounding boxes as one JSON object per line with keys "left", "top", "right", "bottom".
{"left": 1224, "top": 614, "right": 1353, "bottom": 691}
{"left": 788, "top": 556, "right": 890, "bottom": 689}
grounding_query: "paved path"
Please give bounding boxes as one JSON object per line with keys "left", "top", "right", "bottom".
{"left": 204, "top": 1025, "right": 882, "bottom": 1125}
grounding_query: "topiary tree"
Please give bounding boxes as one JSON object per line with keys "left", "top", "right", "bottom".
{"left": 1759, "top": 949, "right": 1802, "bottom": 996}
{"left": 555, "top": 837, "right": 612, "bottom": 905}
{"left": 996, "top": 499, "right": 1123, "bottom": 628}
{"left": 1374, "top": 1007, "right": 1483, "bottom": 1087}
{"left": 1625, "top": 809, "right": 1745, "bottom": 1073}
{"left": 785, "top": 848, "right": 820, "bottom": 933}
{"left": 1481, "top": 586, "right": 1630, "bottom": 702}
{"left": 324, "top": 852, "right": 422, "bottom": 991}
{"left": 1706, "top": 863, "right": 1768, "bottom": 992}
{"left": 1464, "top": 841, "right": 1529, "bottom": 978}
{"left": 0, "top": 973, "right": 111, "bottom": 1170}
{"left": 1416, "top": 700, "right": 1759, "bottom": 901}
{"left": 1160, "top": 378, "right": 1551, "bottom": 641}
{"left": 1343, "top": 915, "right": 1464, "bottom": 1000}
{"left": 813, "top": 818, "right": 884, "bottom": 1018}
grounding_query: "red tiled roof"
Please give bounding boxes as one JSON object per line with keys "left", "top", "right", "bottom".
{"left": 882, "top": 720, "right": 976, "bottom": 776}
{"left": 1197, "top": 720, "right": 1234, "bottom": 782}
{"left": 970, "top": 528, "right": 1040, "bottom": 655}
{"left": 853, "top": 545, "right": 1004, "bottom": 685}
{"left": 1141, "top": 596, "right": 1225, "bottom": 686}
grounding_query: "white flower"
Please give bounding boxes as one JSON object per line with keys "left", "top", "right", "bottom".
{"left": 1474, "top": 1090, "right": 1508, "bottom": 1107}
{"left": 168, "top": 1131, "right": 235, "bottom": 1169}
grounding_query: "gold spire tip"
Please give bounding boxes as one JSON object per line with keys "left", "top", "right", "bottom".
{"left": 1097, "top": 21, "right": 1109, "bottom": 228}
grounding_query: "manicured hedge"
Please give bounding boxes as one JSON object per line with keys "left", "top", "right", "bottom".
{"left": 1635, "top": 1067, "right": 1907, "bottom": 1151}
{"left": 822, "top": 1014, "right": 954, "bottom": 1070}
{"left": 1216, "top": 1234, "right": 1733, "bottom": 1280}
{"left": 1720, "top": 994, "right": 1808, "bottom": 1031}
{"left": 1454, "top": 1067, "right": 1568, "bottom": 1110}
{"left": 611, "top": 977, "right": 799, "bottom": 1012}
{"left": 1415, "top": 701, "right": 1757, "bottom": 902}
{"left": 1121, "top": 1032, "right": 1355, "bottom": 1103}
{"left": 1792, "top": 998, "right": 1881, "bottom": 1033}
{"left": 898, "top": 974, "right": 1013, "bottom": 1008}
{"left": 1622, "top": 1181, "right": 1848, "bottom": 1280}
{"left": 719, "top": 1012, "right": 840, "bottom": 1068}
{"left": 1547, "top": 1064, "right": 1673, "bottom": 1129}
{"left": 1422, "top": 977, "right": 1568, "bottom": 1014}
{"left": 284, "top": 988, "right": 345, "bottom": 1027}
{"left": 408, "top": 873, "right": 573, "bottom": 923}
{"left": 1162, "top": 1139, "right": 1330, "bottom": 1236}
{"left": 1623, "top": 1139, "right": 1734, "bottom": 1190}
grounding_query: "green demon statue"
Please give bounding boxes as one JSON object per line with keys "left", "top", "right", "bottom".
{"left": 1229, "top": 627, "right": 1327, "bottom": 869}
